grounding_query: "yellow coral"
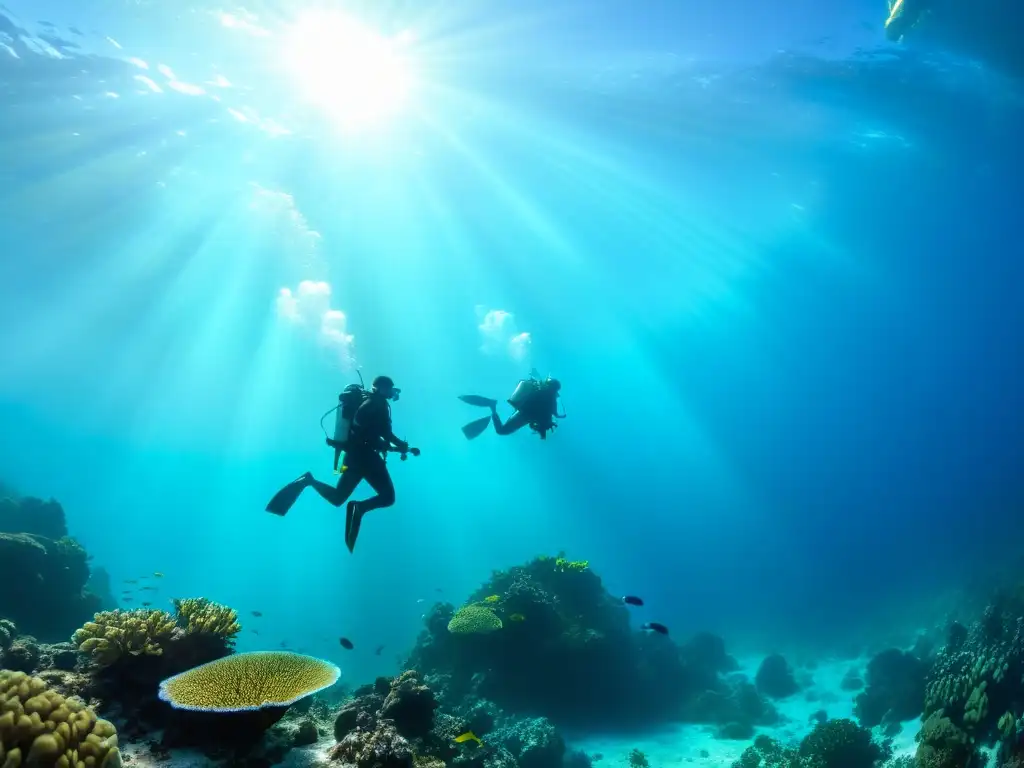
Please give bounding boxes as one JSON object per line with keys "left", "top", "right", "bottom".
{"left": 447, "top": 604, "right": 503, "bottom": 634}
{"left": 555, "top": 557, "right": 589, "bottom": 573}
{"left": 72, "top": 608, "right": 177, "bottom": 667}
{"left": 158, "top": 651, "right": 340, "bottom": 712}
{"left": 0, "top": 669, "right": 122, "bottom": 768}
{"left": 173, "top": 597, "right": 241, "bottom": 643}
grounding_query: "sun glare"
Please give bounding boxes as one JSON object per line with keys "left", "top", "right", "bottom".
{"left": 280, "top": 10, "right": 414, "bottom": 130}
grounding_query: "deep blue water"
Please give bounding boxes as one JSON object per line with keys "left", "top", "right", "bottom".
{"left": 1, "top": 0, "right": 1022, "bottom": 684}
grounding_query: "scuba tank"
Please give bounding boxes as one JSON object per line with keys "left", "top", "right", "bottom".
{"left": 321, "top": 374, "right": 370, "bottom": 472}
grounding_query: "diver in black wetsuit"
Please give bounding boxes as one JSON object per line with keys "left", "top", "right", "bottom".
{"left": 265, "top": 375, "right": 417, "bottom": 552}
{"left": 459, "top": 372, "right": 564, "bottom": 440}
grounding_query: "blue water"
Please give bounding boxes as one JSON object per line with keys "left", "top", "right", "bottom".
{"left": 1, "top": 0, "right": 1022, "bottom": 687}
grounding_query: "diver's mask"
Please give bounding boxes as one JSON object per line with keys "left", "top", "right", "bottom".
{"left": 389, "top": 387, "right": 401, "bottom": 402}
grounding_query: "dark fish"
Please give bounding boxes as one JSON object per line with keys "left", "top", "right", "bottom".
{"left": 435, "top": 588, "right": 443, "bottom": 593}
{"left": 142, "top": 601, "right": 152, "bottom": 607}
{"left": 642, "top": 622, "right": 669, "bottom": 635}
{"left": 140, "top": 586, "right": 157, "bottom": 591}
{"left": 375, "top": 645, "right": 384, "bottom": 656}
{"left": 251, "top": 629, "right": 260, "bottom": 635}
{"left": 124, "top": 579, "right": 138, "bottom": 584}
{"left": 339, "top": 637, "right": 354, "bottom": 650}
{"left": 279, "top": 641, "right": 289, "bottom": 647}
{"left": 622, "top": 596, "right": 644, "bottom": 607}
{"left": 123, "top": 597, "right": 134, "bottom": 602}
{"left": 251, "top": 611, "right": 262, "bottom": 617}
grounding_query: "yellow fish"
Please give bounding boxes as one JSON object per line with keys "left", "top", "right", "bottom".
{"left": 454, "top": 731, "right": 483, "bottom": 747}
{"left": 508, "top": 613, "right": 525, "bottom": 622}
{"left": 483, "top": 595, "right": 500, "bottom": 603}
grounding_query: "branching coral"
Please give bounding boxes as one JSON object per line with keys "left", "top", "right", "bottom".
{"left": 172, "top": 597, "right": 241, "bottom": 645}
{"left": 554, "top": 558, "right": 589, "bottom": 573}
{"left": 447, "top": 605, "right": 503, "bottom": 635}
{"left": 72, "top": 608, "right": 178, "bottom": 667}
{"left": 0, "top": 669, "right": 122, "bottom": 767}
{"left": 158, "top": 651, "right": 341, "bottom": 712}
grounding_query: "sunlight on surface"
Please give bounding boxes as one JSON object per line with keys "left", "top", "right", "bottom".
{"left": 280, "top": 10, "right": 415, "bottom": 130}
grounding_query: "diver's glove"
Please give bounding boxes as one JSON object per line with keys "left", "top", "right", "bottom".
{"left": 395, "top": 440, "right": 410, "bottom": 454}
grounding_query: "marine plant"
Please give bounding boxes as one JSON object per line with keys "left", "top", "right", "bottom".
{"left": 157, "top": 650, "right": 340, "bottom": 711}
{"left": 0, "top": 669, "right": 123, "bottom": 767}
{"left": 554, "top": 557, "right": 589, "bottom": 573}
{"left": 73, "top": 608, "right": 178, "bottom": 667}
{"left": 629, "top": 748, "right": 650, "bottom": 768}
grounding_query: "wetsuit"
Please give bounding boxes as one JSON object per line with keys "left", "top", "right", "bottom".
{"left": 492, "top": 389, "right": 557, "bottom": 437}
{"left": 307, "top": 394, "right": 404, "bottom": 512}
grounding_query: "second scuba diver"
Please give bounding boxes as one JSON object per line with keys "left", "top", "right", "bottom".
{"left": 266, "top": 375, "right": 419, "bottom": 553}
{"left": 459, "top": 370, "right": 565, "bottom": 440}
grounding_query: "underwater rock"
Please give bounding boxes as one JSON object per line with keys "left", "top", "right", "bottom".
{"left": 716, "top": 721, "right": 755, "bottom": 740}
{"left": 754, "top": 653, "right": 800, "bottom": 699}
{"left": 0, "top": 494, "right": 68, "bottom": 539}
{"left": 2, "top": 635, "right": 40, "bottom": 672}
{"left": 0, "top": 530, "right": 101, "bottom": 641}
{"left": 840, "top": 666, "right": 865, "bottom": 691}
{"left": 679, "top": 631, "right": 739, "bottom": 675}
{"left": 293, "top": 718, "right": 320, "bottom": 746}
{"left": 381, "top": 670, "right": 439, "bottom": 738}
{"left": 853, "top": 648, "right": 926, "bottom": 727}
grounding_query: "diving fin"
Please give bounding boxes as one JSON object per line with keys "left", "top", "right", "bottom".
{"left": 459, "top": 395, "right": 498, "bottom": 408}
{"left": 461, "top": 416, "right": 491, "bottom": 440}
{"left": 265, "top": 474, "right": 311, "bottom": 517}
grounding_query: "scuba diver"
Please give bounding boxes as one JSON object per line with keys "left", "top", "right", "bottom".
{"left": 459, "top": 369, "right": 565, "bottom": 440}
{"left": 884, "top": 0, "right": 930, "bottom": 41}
{"left": 266, "top": 375, "right": 419, "bottom": 553}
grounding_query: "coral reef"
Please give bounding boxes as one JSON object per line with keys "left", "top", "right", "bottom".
{"left": 732, "top": 719, "right": 888, "bottom": 768}
{"left": 755, "top": 654, "right": 800, "bottom": 699}
{"left": 0, "top": 669, "right": 123, "bottom": 768}
{"left": 331, "top": 670, "right": 567, "bottom": 768}
{"left": 407, "top": 553, "right": 728, "bottom": 728}
{"left": 0, "top": 494, "right": 67, "bottom": 540}
{"left": 74, "top": 609, "right": 178, "bottom": 667}
{"left": 853, "top": 648, "right": 926, "bottom": 728}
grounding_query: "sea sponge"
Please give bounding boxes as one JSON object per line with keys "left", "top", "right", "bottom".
{"left": 447, "top": 604, "right": 503, "bottom": 635}
{"left": 0, "top": 669, "right": 122, "bottom": 767}
{"left": 158, "top": 651, "right": 340, "bottom": 712}
{"left": 173, "top": 597, "right": 241, "bottom": 645}
{"left": 73, "top": 608, "right": 178, "bottom": 667}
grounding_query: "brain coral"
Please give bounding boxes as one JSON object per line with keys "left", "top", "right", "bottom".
{"left": 0, "top": 669, "right": 122, "bottom": 767}
{"left": 447, "top": 604, "right": 503, "bottom": 634}
{"left": 158, "top": 651, "right": 341, "bottom": 712}
{"left": 73, "top": 608, "right": 178, "bottom": 667}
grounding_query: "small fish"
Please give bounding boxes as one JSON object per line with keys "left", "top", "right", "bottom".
{"left": 642, "top": 622, "right": 669, "bottom": 636}
{"left": 142, "top": 601, "right": 152, "bottom": 607}
{"left": 339, "top": 637, "right": 354, "bottom": 650}
{"left": 251, "top": 629, "right": 260, "bottom": 635}
{"left": 123, "top": 597, "right": 134, "bottom": 603}
{"left": 153, "top": 572, "right": 164, "bottom": 578}
{"left": 623, "top": 596, "right": 644, "bottom": 607}
{"left": 123, "top": 579, "right": 138, "bottom": 584}
{"left": 416, "top": 599, "right": 424, "bottom": 604}
{"left": 140, "top": 586, "right": 157, "bottom": 591}
{"left": 454, "top": 731, "right": 483, "bottom": 747}
{"left": 251, "top": 611, "right": 263, "bottom": 617}
{"left": 508, "top": 613, "right": 526, "bottom": 623}
{"left": 435, "top": 588, "right": 443, "bottom": 593}
{"left": 375, "top": 645, "right": 385, "bottom": 656}
{"left": 279, "top": 641, "right": 289, "bottom": 648}
{"left": 483, "top": 595, "right": 500, "bottom": 603}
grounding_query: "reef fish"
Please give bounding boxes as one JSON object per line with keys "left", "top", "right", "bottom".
{"left": 375, "top": 645, "right": 385, "bottom": 656}
{"left": 483, "top": 595, "right": 500, "bottom": 603}
{"left": 508, "top": 613, "right": 525, "bottom": 622}
{"left": 153, "top": 572, "right": 164, "bottom": 577}
{"left": 251, "top": 610, "right": 263, "bottom": 617}
{"left": 642, "top": 622, "right": 669, "bottom": 636}
{"left": 622, "top": 596, "right": 644, "bottom": 607}
{"left": 454, "top": 731, "right": 483, "bottom": 747}
{"left": 339, "top": 637, "right": 354, "bottom": 650}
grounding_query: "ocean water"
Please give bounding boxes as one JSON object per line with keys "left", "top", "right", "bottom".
{"left": 1, "top": 0, "right": 1023, "bottom": 765}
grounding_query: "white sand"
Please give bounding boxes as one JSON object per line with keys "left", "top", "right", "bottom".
{"left": 570, "top": 656, "right": 924, "bottom": 768}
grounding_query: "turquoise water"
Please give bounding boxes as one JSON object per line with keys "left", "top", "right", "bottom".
{"left": 2, "top": 0, "right": 1023, "bottom": 697}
